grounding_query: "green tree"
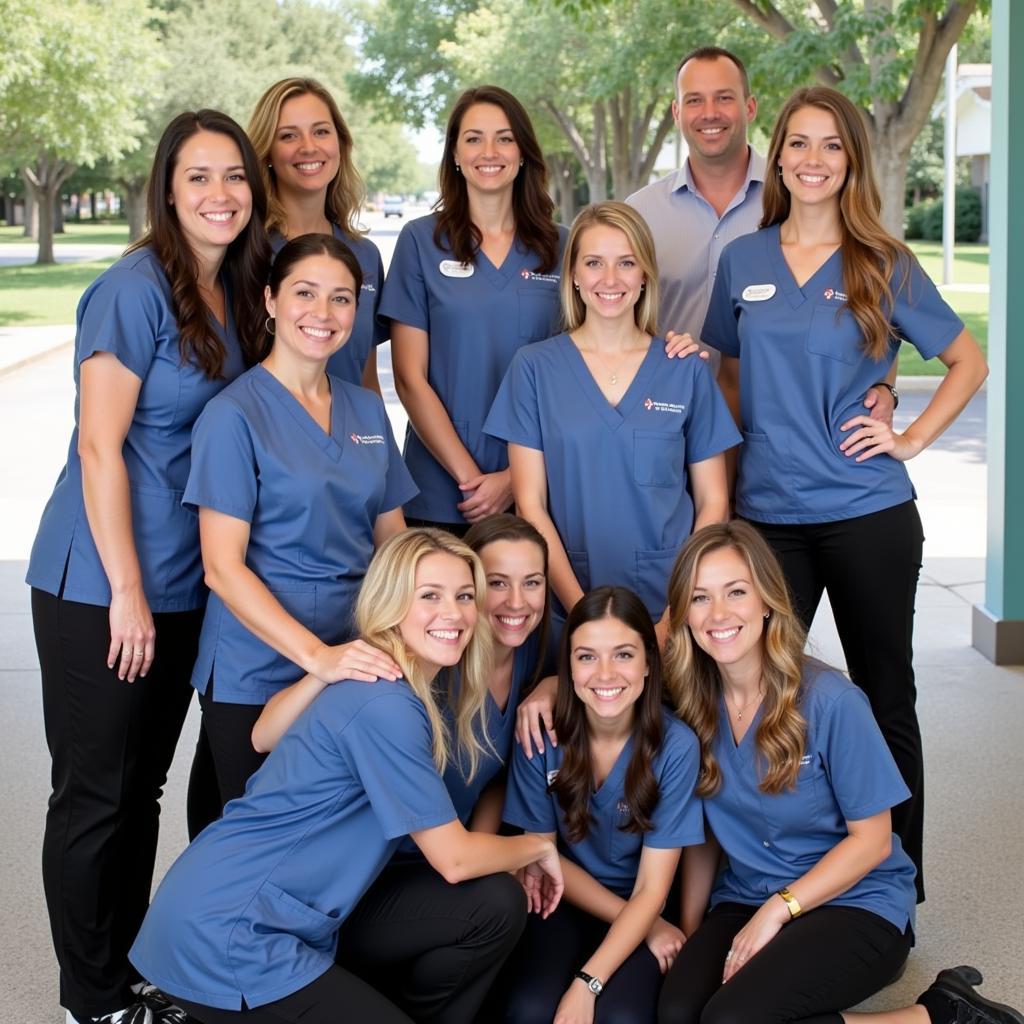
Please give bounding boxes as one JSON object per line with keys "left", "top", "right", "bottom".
{"left": 0, "top": 0, "right": 162, "bottom": 263}
{"left": 728, "top": 0, "right": 984, "bottom": 236}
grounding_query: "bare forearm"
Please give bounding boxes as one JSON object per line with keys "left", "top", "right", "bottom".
{"left": 394, "top": 374, "right": 479, "bottom": 483}
{"left": 80, "top": 446, "right": 144, "bottom": 593}
{"left": 582, "top": 884, "right": 670, "bottom": 985}
{"left": 420, "top": 829, "right": 554, "bottom": 884}
{"left": 681, "top": 839, "right": 719, "bottom": 936}
{"left": 252, "top": 674, "right": 329, "bottom": 752}
{"left": 515, "top": 499, "right": 583, "bottom": 612}
{"left": 561, "top": 857, "right": 628, "bottom": 924}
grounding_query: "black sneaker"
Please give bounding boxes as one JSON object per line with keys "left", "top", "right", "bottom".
{"left": 135, "top": 985, "right": 198, "bottom": 1024}
{"left": 927, "top": 966, "right": 1024, "bottom": 1024}
{"left": 66, "top": 1004, "right": 153, "bottom": 1024}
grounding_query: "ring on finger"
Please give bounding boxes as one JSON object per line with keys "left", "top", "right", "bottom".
{"left": 132, "top": 648, "right": 144, "bottom": 659}
{"left": 725, "top": 950, "right": 735, "bottom": 960}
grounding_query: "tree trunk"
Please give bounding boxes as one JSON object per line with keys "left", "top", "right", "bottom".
{"left": 21, "top": 181, "right": 37, "bottom": 238}
{"left": 546, "top": 155, "right": 577, "bottom": 225}
{"left": 54, "top": 194, "right": 65, "bottom": 234}
{"left": 871, "top": 126, "right": 913, "bottom": 240}
{"left": 24, "top": 155, "right": 76, "bottom": 265}
{"left": 90, "top": 191, "right": 98, "bottom": 220}
{"left": 124, "top": 181, "right": 146, "bottom": 242}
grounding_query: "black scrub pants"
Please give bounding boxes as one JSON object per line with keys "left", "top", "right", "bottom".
{"left": 172, "top": 864, "right": 527, "bottom": 1024}
{"left": 491, "top": 899, "right": 665, "bottom": 1024}
{"left": 657, "top": 902, "right": 912, "bottom": 1024}
{"left": 32, "top": 589, "right": 203, "bottom": 1021}
{"left": 748, "top": 500, "right": 926, "bottom": 901}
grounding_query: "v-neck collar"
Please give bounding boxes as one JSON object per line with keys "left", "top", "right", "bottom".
{"left": 720, "top": 695, "right": 762, "bottom": 768}
{"left": 254, "top": 365, "right": 346, "bottom": 462}
{"left": 591, "top": 733, "right": 635, "bottom": 806}
{"left": 765, "top": 223, "right": 842, "bottom": 310}
{"left": 557, "top": 333, "right": 662, "bottom": 431}
{"left": 474, "top": 235, "right": 527, "bottom": 291}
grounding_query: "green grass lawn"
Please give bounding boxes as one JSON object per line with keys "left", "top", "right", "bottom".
{"left": 0, "top": 222, "right": 130, "bottom": 247}
{"left": 0, "top": 259, "right": 117, "bottom": 326}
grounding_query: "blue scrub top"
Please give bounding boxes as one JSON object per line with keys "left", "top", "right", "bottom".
{"left": 706, "top": 663, "right": 918, "bottom": 932}
{"left": 379, "top": 213, "right": 567, "bottom": 524}
{"left": 270, "top": 225, "right": 387, "bottom": 387}
{"left": 129, "top": 679, "right": 457, "bottom": 1010}
{"left": 185, "top": 366, "right": 417, "bottom": 703}
{"left": 396, "top": 635, "right": 540, "bottom": 857}
{"left": 504, "top": 707, "right": 704, "bottom": 898}
{"left": 484, "top": 334, "right": 740, "bottom": 619}
{"left": 26, "top": 248, "right": 245, "bottom": 611}
{"left": 701, "top": 225, "right": 963, "bottom": 524}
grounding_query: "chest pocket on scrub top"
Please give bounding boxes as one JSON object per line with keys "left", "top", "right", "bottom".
{"left": 517, "top": 284, "right": 561, "bottom": 342}
{"left": 806, "top": 305, "right": 861, "bottom": 365}
{"left": 633, "top": 430, "right": 683, "bottom": 488}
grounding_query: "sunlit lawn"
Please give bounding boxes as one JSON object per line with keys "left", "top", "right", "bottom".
{"left": 0, "top": 222, "right": 130, "bottom": 247}
{"left": 0, "top": 259, "right": 117, "bottom": 326}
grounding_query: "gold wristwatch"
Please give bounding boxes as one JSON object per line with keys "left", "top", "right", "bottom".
{"left": 777, "top": 886, "right": 803, "bottom": 919}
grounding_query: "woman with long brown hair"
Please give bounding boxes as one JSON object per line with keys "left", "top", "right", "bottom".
{"left": 658, "top": 521, "right": 1021, "bottom": 1024}
{"left": 496, "top": 586, "right": 703, "bottom": 1024}
{"left": 381, "top": 84, "right": 566, "bottom": 534}
{"left": 700, "top": 86, "right": 988, "bottom": 901}
{"left": 26, "top": 109, "right": 269, "bottom": 1024}
{"left": 248, "top": 77, "right": 387, "bottom": 391}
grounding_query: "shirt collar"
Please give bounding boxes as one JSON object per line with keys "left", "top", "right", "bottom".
{"left": 674, "top": 146, "right": 767, "bottom": 197}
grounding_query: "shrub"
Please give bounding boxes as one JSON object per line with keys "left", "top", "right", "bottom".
{"left": 906, "top": 186, "right": 983, "bottom": 242}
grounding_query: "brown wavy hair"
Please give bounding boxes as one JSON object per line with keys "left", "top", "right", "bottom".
{"left": 552, "top": 587, "right": 665, "bottom": 843}
{"left": 436, "top": 85, "right": 559, "bottom": 273}
{"left": 248, "top": 78, "right": 367, "bottom": 240}
{"left": 664, "top": 522, "right": 807, "bottom": 796}
{"left": 761, "top": 86, "right": 914, "bottom": 362}
{"left": 129, "top": 110, "right": 270, "bottom": 375}
{"left": 560, "top": 201, "right": 659, "bottom": 336}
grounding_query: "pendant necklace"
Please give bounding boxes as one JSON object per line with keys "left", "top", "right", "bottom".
{"left": 727, "top": 688, "right": 764, "bottom": 721}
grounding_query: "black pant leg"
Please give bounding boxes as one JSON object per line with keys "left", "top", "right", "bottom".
{"left": 198, "top": 683, "right": 268, "bottom": 813}
{"left": 697, "top": 905, "right": 910, "bottom": 1024}
{"left": 335, "top": 862, "right": 527, "bottom": 1024}
{"left": 186, "top": 718, "right": 223, "bottom": 840}
{"left": 744, "top": 520, "right": 825, "bottom": 632}
{"left": 33, "top": 590, "right": 199, "bottom": 1019}
{"left": 815, "top": 502, "right": 926, "bottom": 900}
{"left": 173, "top": 964, "right": 415, "bottom": 1024}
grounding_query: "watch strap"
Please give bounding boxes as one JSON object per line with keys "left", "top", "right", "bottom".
{"left": 574, "top": 969, "right": 604, "bottom": 996}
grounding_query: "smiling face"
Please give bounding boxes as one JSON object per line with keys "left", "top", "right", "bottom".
{"left": 673, "top": 56, "right": 755, "bottom": 168}
{"left": 264, "top": 253, "right": 356, "bottom": 366}
{"left": 270, "top": 92, "right": 341, "bottom": 199}
{"left": 479, "top": 538, "right": 546, "bottom": 651}
{"left": 572, "top": 223, "right": 646, "bottom": 326}
{"left": 399, "top": 552, "right": 478, "bottom": 672}
{"left": 686, "top": 545, "right": 767, "bottom": 681}
{"left": 778, "top": 104, "right": 849, "bottom": 210}
{"left": 570, "top": 615, "right": 648, "bottom": 726}
{"left": 453, "top": 102, "right": 521, "bottom": 197}
{"left": 169, "top": 130, "right": 252, "bottom": 265}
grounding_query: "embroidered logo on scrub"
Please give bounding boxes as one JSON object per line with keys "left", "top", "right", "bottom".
{"left": 823, "top": 288, "right": 848, "bottom": 301}
{"left": 644, "top": 398, "right": 685, "bottom": 414}
{"left": 520, "top": 269, "right": 560, "bottom": 283}
{"left": 349, "top": 433, "right": 385, "bottom": 445}
{"left": 741, "top": 284, "right": 776, "bottom": 301}
{"left": 439, "top": 260, "right": 474, "bottom": 278}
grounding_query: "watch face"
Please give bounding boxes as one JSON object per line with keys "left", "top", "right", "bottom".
{"left": 588, "top": 979, "right": 603, "bottom": 995}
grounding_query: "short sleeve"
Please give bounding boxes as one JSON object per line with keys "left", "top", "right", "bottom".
{"left": 645, "top": 720, "right": 705, "bottom": 849}
{"left": 184, "top": 397, "right": 258, "bottom": 522}
{"left": 700, "top": 250, "right": 740, "bottom": 357}
{"left": 683, "top": 360, "right": 742, "bottom": 464}
{"left": 483, "top": 350, "right": 543, "bottom": 451}
{"left": 369, "top": 244, "right": 389, "bottom": 345}
{"left": 76, "top": 272, "right": 166, "bottom": 381}
{"left": 891, "top": 258, "right": 964, "bottom": 362}
{"left": 818, "top": 683, "right": 911, "bottom": 822}
{"left": 379, "top": 223, "right": 430, "bottom": 331}
{"left": 503, "top": 739, "right": 558, "bottom": 834}
{"left": 341, "top": 692, "right": 457, "bottom": 838}
{"left": 380, "top": 409, "right": 419, "bottom": 512}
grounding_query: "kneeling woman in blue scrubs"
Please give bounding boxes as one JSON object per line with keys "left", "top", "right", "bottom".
{"left": 185, "top": 233, "right": 415, "bottom": 820}
{"left": 129, "top": 529, "right": 564, "bottom": 1024}
{"left": 26, "top": 110, "right": 269, "bottom": 1024}
{"left": 248, "top": 77, "right": 387, "bottom": 390}
{"left": 382, "top": 84, "right": 566, "bottom": 533}
{"left": 701, "top": 87, "right": 988, "bottom": 901}
{"left": 486, "top": 201, "right": 738, "bottom": 641}
{"left": 495, "top": 586, "right": 703, "bottom": 1024}
{"left": 658, "top": 522, "right": 1020, "bottom": 1024}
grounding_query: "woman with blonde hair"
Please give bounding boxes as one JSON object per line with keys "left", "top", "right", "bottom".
{"left": 249, "top": 77, "right": 386, "bottom": 389}
{"left": 657, "top": 521, "right": 1020, "bottom": 1024}
{"left": 129, "top": 528, "right": 563, "bottom": 1024}
{"left": 700, "top": 86, "right": 988, "bottom": 900}
{"left": 486, "top": 200, "right": 737, "bottom": 655}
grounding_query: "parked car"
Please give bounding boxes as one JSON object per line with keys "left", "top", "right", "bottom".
{"left": 383, "top": 196, "right": 404, "bottom": 218}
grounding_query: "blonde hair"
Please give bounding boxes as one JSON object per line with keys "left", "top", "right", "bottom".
{"left": 560, "top": 201, "right": 659, "bottom": 336}
{"left": 248, "top": 77, "right": 367, "bottom": 239}
{"left": 664, "top": 522, "right": 807, "bottom": 796}
{"left": 761, "top": 86, "right": 914, "bottom": 362}
{"left": 355, "top": 528, "right": 493, "bottom": 778}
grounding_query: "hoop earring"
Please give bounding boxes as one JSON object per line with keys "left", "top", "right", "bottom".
{"left": 454, "top": 162, "right": 461, "bottom": 173}
{"left": 265, "top": 316, "right": 276, "bottom": 336}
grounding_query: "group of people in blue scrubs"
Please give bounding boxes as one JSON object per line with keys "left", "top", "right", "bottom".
{"left": 26, "top": 48, "right": 1017, "bottom": 1024}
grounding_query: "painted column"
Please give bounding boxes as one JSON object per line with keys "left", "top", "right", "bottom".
{"left": 973, "top": 0, "right": 1024, "bottom": 663}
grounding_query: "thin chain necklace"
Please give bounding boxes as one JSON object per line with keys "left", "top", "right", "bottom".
{"left": 726, "top": 687, "right": 764, "bottom": 721}
{"left": 574, "top": 332, "right": 649, "bottom": 386}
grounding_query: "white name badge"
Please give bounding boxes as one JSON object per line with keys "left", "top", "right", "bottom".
{"left": 439, "top": 259, "right": 474, "bottom": 278}
{"left": 741, "top": 283, "right": 776, "bottom": 301}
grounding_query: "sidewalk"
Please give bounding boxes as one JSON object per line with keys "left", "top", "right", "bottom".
{"left": 0, "top": 324, "right": 74, "bottom": 376}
